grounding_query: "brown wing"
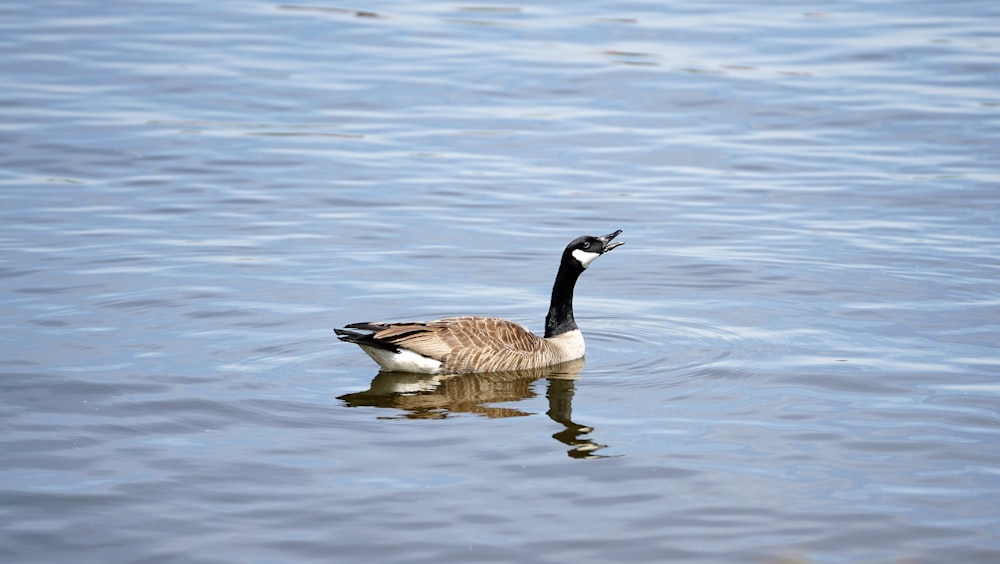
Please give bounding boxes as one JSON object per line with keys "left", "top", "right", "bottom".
{"left": 343, "top": 320, "right": 453, "bottom": 360}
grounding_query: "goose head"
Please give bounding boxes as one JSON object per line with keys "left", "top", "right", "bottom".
{"left": 566, "top": 229, "right": 624, "bottom": 270}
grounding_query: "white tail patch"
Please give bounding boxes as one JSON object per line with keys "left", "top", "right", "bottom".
{"left": 359, "top": 345, "right": 443, "bottom": 374}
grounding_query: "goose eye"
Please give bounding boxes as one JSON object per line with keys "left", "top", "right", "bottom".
{"left": 583, "top": 242, "right": 591, "bottom": 250}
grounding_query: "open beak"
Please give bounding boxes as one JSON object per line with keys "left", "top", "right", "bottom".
{"left": 598, "top": 229, "right": 624, "bottom": 253}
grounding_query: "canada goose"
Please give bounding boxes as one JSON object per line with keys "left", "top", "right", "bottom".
{"left": 335, "top": 230, "right": 624, "bottom": 374}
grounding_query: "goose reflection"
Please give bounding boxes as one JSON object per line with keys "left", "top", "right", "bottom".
{"left": 337, "top": 358, "right": 609, "bottom": 458}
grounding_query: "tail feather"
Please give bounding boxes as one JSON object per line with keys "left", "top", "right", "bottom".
{"left": 343, "top": 322, "right": 388, "bottom": 332}
{"left": 333, "top": 327, "right": 363, "bottom": 340}
{"left": 334, "top": 326, "right": 400, "bottom": 353}
{"left": 344, "top": 321, "right": 428, "bottom": 332}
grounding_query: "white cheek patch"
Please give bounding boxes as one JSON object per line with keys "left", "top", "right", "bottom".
{"left": 571, "top": 249, "right": 602, "bottom": 269}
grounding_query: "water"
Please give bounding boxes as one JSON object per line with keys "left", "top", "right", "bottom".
{"left": 2, "top": 1, "right": 999, "bottom": 562}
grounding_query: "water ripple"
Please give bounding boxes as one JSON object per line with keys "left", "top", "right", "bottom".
{"left": 2, "top": 0, "right": 999, "bottom": 562}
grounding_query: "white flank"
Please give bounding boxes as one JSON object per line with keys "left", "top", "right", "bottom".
{"left": 359, "top": 345, "right": 443, "bottom": 374}
{"left": 546, "top": 328, "right": 586, "bottom": 360}
{"left": 571, "top": 249, "right": 602, "bottom": 269}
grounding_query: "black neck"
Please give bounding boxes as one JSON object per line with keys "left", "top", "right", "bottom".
{"left": 544, "top": 257, "right": 583, "bottom": 338}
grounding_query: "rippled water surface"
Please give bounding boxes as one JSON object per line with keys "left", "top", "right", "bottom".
{"left": 2, "top": 1, "right": 999, "bottom": 562}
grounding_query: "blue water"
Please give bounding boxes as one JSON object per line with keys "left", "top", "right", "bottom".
{"left": 2, "top": 1, "right": 999, "bottom": 562}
